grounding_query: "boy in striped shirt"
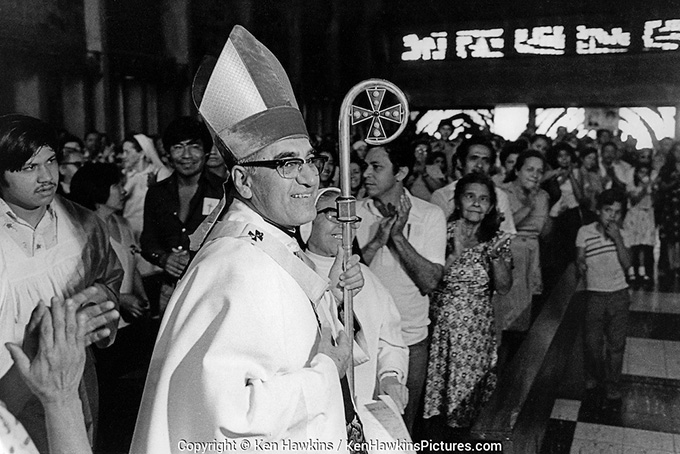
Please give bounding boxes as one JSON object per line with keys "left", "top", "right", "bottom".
{"left": 576, "top": 189, "right": 632, "bottom": 406}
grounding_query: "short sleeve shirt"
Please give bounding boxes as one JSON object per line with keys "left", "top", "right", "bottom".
{"left": 576, "top": 222, "right": 628, "bottom": 292}
{"left": 355, "top": 190, "right": 446, "bottom": 345}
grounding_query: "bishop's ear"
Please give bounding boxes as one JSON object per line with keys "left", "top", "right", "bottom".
{"left": 231, "top": 166, "right": 253, "bottom": 199}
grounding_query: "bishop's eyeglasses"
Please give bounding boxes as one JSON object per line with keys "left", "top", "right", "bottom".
{"left": 239, "top": 155, "right": 328, "bottom": 179}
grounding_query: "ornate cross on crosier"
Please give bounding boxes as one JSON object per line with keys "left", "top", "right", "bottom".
{"left": 350, "top": 87, "right": 405, "bottom": 144}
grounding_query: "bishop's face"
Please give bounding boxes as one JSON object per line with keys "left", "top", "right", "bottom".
{"left": 246, "top": 138, "right": 319, "bottom": 228}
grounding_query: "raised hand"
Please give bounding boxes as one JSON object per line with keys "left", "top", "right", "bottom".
{"left": 6, "top": 297, "right": 84, "bottom": 404}
{"left": 71, "top": 286, "right": 119, "bottom": 346}
{"left": 489, "top": 232, "right": 514, "bottom": 258}
{"left": 390, "top": 194, "right": 411, "bottom": 239}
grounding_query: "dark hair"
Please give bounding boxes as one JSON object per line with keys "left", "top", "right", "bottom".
{"left": 580, "top": 146, "right": 598, "bottom": 160}
{"left": 59, "top": 134, "right": 84, "bottom": 150}
{"left": 317, "top": 145, "right": 338, "bottom": 165}
{"left": 530, "top": 134, "right": 550, "bottom": 146}
{"left": 425, "top": 151, "right": 449, "bottom": 175}
{"left": 366, "top": 140, "right": 415, "bottom": 176}
{"left": 633, "top": 162, "right": 652, "bottom": 186}
{"left": 162, "top": 116, "right": 213, "bottom": 153}
{"left": 437, "top": 117, "right": 454, "bottom": 130}
{"left": 69, "top": 163, "right": 122, "bottom": 211}
{"left": 412, "top": 139, "right": 431, "bottom": 154}
{"left": 596, "top": 129, "right": 612, "bottom": 139}
{"left": 0, "top": 114, "right": 59, "bottom": 178}
{"left": 506, "top": 149, "right": 546, "bottom": 182}
{"left": 546, "top": 142, "right": 576, "bottom": 169}
{"left": 456, "top": 135, "right": 496, "bottom": 168}
{"left": 499, "top": 141, "right": 527, "bottom": 166}
{"left": 601, "top": 141, "right": 619, "bottom": 153}
{"left": 58, "top": 134, "right": 85, "bottom": 162}
{"left": 660, "top": 149, "right": 678, "bottom": 182}
{"left": 350, "top": 154, "right": 367, "bottom": 172}
{"left": 596, "top": 188, "right": 627, "bottom": 210}
{"left": 425, "top": 151, "right": 446, "bottom": 167}
{"left": 452, "top": 172, "right": 500, "bottom": 243}
{"left": 123, "top": 134, "right": 142, "bottom": 152}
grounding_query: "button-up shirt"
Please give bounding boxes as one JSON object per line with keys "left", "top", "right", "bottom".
{"left": 355, "top": 190, "right": 446, "bottom": 345}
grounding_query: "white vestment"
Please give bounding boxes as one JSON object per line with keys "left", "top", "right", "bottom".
{"left": 131, "top": 200, "right": 348, "bottom": 453}
{"left": 306, "top": 251, "right": 408, "bottom": 406}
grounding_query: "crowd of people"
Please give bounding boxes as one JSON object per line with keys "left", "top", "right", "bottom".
{"left": 309, "top": 117, "right": 679, "bottom": 434}
{"left": 0, "top": 23, "right": 678, "bottom": 454}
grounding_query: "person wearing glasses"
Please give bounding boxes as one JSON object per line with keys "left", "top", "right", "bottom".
{"left": 56, "top": 134, "right": 86, "bottom": 197}
{"left": 303, "top": 188, "right": 409, "bottom": 414}
{"left": 139, "top": 117, "right": 223, "bottom": 315}
{"left": 131, "top": 26, "right": 365, "bottom": 453}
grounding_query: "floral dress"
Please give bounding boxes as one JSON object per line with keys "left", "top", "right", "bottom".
{"left": 423, "top": 222, "right": 511, "bottom": 428}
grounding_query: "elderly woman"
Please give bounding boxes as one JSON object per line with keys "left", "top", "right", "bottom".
{"left": 423, "top": 173, "right": 512, "bottom": 434}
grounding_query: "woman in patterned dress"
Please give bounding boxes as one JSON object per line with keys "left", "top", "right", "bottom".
{"left": 423, "top": 173, "right": 513, "bottom": 434}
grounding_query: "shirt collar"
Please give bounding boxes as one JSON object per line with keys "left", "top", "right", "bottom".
{"left": 0, "top": 197, "right": 56, "bottom": 229}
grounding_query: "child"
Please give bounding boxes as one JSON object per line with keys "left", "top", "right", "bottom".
{"left": 576, "top": 189, "right": 632, "bottom": 406}
{"left": 623, "top": 163, "right": 656, "bottom": 290}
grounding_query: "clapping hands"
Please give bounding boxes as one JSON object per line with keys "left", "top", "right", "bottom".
{"left": 5, "top": 287, "right": 118, "bottom": 405}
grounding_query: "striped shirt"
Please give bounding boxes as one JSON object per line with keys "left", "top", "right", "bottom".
{"left": 575, "top": 222, "right": 628, "bottom": 292}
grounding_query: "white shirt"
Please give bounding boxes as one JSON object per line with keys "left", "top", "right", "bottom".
{"left": 307, "top": 251, "right": 409, "bottom": 405}
{"left": 430, "top": 179, "right": 517, "bottom": 234}
{"left": 0, "top": 196, "right": 122, "bottom": 377}
{"left": 355, "top": 190, "right": 446, "bottom": 346}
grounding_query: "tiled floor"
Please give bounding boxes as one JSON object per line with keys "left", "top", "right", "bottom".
{"left": 541, "top": 288, "right": 680, "bottom": 454}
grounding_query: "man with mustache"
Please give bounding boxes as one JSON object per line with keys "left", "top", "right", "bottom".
{"left": 0, "top": 114, "right": 122, "bottom": 452}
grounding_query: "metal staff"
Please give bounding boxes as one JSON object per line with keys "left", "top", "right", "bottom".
{"left": 337, "top": 79, "right": 409, "bottom": 397}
